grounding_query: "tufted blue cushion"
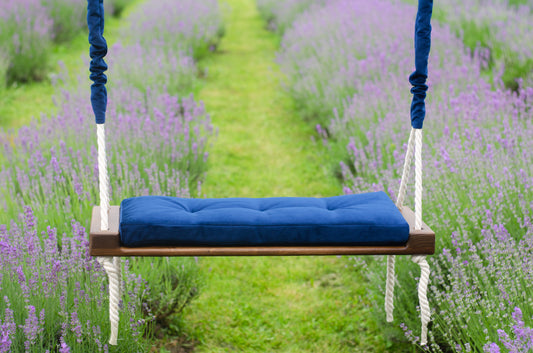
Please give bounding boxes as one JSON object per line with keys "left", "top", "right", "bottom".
{"left": 119, "top": 191, "right": 409, "bottom": 247}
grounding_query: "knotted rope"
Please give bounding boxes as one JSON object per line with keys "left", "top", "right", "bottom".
{"left": 412, "top": 255, "right": 430, "bottom": 345}
{"left": 98, "top": 257, "right": 121, "bottom": 345}
{"left": 386, "top": 128, "right": 428, "bottom": 342}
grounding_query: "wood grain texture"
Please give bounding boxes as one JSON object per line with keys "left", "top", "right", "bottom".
{"left": 89, "top": 205, "right": 435, "bottom": 257}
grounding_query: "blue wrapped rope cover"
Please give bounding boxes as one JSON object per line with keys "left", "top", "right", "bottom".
{"left": 87, "top": 0, "right": 108, "bottom": 124}
{"left": 409, "top": 0, "right": 433, "bottom": 129}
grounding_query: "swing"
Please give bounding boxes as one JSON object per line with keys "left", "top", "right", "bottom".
{"left": 87, "top": 0, "right": 435, "bottom": 346}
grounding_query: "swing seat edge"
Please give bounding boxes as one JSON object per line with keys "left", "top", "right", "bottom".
{"left": 89, "top": 205, "right": 435, "bottom": 257}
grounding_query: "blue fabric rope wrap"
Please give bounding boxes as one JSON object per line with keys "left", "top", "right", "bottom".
{"left": 409, "top": 0, "right": 433, "bottom": 129}
{"left": 87, "top": 0, "right": 108, "bottom": 124}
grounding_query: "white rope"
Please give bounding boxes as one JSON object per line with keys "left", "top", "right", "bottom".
{"left": 412, "top": 255, "right": 430, "bottom": 345}
{"left": 385, "top": 128, "right": 417, "bottom": 322}
{"left": 97, "top": 124, "right": 110, "bottom": 230}
{"left": 385, "top": 255, "right": 395, "bottom": 322}
{"left": 114, "top": 256, "right": 122, "bottom": 298}
{"left": 396, "top": 128, "right": 416, "bottom": 208}
{"left": 98, "top": 256, "right": 121, "bottom": 345}
{"left": 414, "top": 129, "right": 423, "bottom": 230}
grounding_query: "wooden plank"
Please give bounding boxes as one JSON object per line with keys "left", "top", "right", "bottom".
{"left": 89, "top": 206, "right": 121, "bottom": 252}
{"left": 89, "top": 205, "right": 435, "bottom": 257}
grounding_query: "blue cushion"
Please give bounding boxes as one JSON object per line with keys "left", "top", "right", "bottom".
{"left": 119, "top": 191, "right": 409, "bottom": 247}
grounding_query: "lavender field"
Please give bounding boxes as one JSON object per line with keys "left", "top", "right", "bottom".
{"left": 266, "top": 0, "right": 533, "bottom": 351}
{"left": 1, "top": 0, "right": 532, "bottom": 351}
{"left": 0, "top": 0, "right": 221, "bottom": 351}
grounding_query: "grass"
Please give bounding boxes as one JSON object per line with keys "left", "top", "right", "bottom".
{"left": 197, "top": 1, "right": 339, "bottom": 199}
{"left": 186, "top": 257, "right": 399, "bottom": 352}
{"left": 184, "top": 0, "right": 406, "bottom": 351}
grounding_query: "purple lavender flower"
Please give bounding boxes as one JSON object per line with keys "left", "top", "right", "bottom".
{"left": 20, "top": 305, "right": 42, "bottom": 350}
{"left": 70, "top": 311, "right": 82, "bottom": 343}
{"left": 484, "top": 342, "right": 501, "bottom": 353}
{"left": 484, "top": 307, "right": 533, "bottom": 352}
{"left": 0, "top": 331, "right": 11, "bottom": 353}
{"left": 58, "top": 336, "right": 70, "bottom": 353}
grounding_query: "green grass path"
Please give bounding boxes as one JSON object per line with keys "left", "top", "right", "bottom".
{"left": 186, "top": 1, "right": 389, "bottom": 351}
{"left": 198, "top": 0, "right": 339, "bottom": 199}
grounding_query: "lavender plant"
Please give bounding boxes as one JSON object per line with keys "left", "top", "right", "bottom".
{"left": 133, "top": 257, "right": 201, "bottom": 336}
{"left": 126, "top": 0, "right": 224, "bottom": 60}
{"left": 0, "top": 0, "right": 54, "bottom": 83}
{"left": 425, "top": 0, "right": 533, "bottom": 88}
{"left": 276, "top": 0, "right": 533, "bottom": 350}
{"left": 108, "top": 42, "right": 198, "bottom": 96}
{"left": 256, "top": 0, "right": 324, "bottom": 33}
{"left": 0, "top": 206, "right": 151, "bottom": 352}
{"left": 109, "top": 0, "right": 224, "bottom": 96}
{"left": 42, "top": 0, "right": 87, "bottom": 43}
{"left": 484, "top": 307, "right": 533, "bottom": 353}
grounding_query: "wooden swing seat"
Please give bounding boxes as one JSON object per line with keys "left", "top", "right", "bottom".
{"left": 89, "top": 201, "right": 435, "bottom": 257}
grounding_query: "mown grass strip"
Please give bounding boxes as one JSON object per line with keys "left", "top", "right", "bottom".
{"left": 197, "top": 0, "right": 340, "bottom": 199}
{"left": 185, "top": 0, "right": 400, "bottom": 351}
